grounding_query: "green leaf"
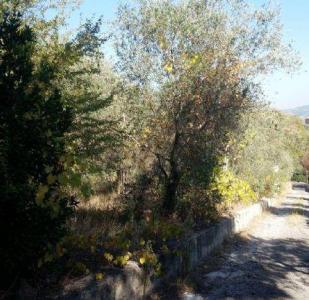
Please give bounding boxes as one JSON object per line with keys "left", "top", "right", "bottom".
{"left": 81, "top": 183, "right": 92, "bottom": 198}
{"left": 70, "top": 173, "right": 82, "bottom": 188}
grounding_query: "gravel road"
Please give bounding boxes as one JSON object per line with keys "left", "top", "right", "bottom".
{"left": 182, "top": 183, "right": 309, "bottom": 300}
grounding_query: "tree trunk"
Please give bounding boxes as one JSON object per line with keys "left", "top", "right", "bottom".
{"left": 162, "top": 162, "right": 180, "bottom": 214}
{"left": 162, "top": 129, "right": 180, "bottom": 214}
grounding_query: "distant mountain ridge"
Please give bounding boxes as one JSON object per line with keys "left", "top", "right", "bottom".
{"left": 283, "top": 105, "right": 309, "bottom": 118}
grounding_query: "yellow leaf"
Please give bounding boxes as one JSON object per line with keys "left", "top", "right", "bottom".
{"left": 163, "top": 63, "right": 173, "bottom": 73}
{"left": 104, "top": 252, "right": 114, "bottom": 262}
{"left": 47, "top": 174, "right": 56, "bottom": 185}
{"left": 139, "top": 257, "right": 146, "bottom": 265}
{"left": 95, "top": 272, "right": 104, "bottom": 281}
{"left": 159, "top": 41, "right": 166, "bottom": 49}
{"left": 143, "top": 127, "right": 151, "bottom": 135}
{"left": 190, "top": 57, "right": 197, "bottom": 65}
{"left": 36, "top": 185, "right": 49, "bottom": 204}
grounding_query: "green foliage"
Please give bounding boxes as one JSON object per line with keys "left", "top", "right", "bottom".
{"left": 210, "top": 170, "right": 257, "bottom": 206}
{"left": 1, "top": 0, "right": 307, "bottom": 292}
{"left": 0, "top": 10, "right": 74, "bottom": 289}
{"left": 295, "top": 151, "right": 309, "bottom": 183}
{"left": 229, "top": 107, "right": 309, "bottom": 196}
{"left": 177, "top": 185, "right": 220, "bottom": 225}
{"left": 114, "top": 0, "right": 298, "bottom": 214}
{"left": 291, "top": 171, "right": 308, "bottom": 183}
{"left": 0, "top": 2, "right": 117, "bottom": 292}
{"left": 7, "top": 0, "right": 122, "bottom": 200}
{"left": 115, "top": 0, "right": 298, "bottom": 88}
{"left": 177, "top": 169, "right": 256, "bottom": 224}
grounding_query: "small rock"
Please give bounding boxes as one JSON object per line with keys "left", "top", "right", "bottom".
{"left": 228, "top": 270, "right": 245, "bottom": 279}
{"left": 182, "top": 292, "right": 205, "bottom": 300}
{"left": 204, "top": 271, "right": 229, "bottom": 281}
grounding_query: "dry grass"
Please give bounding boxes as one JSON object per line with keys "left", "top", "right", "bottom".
{"left": 78, "top": 191, "right": 122, "bottom": 210}
{"left": 70, "top": 192, "right": 124, "bottom": 239}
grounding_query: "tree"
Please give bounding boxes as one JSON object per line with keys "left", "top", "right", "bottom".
{"left": 0, "top": 2, "right": 116, "bottom": 291}
{"left": 114, "top": 0, "right": 298, "bottom": 214}
{"left": 5, "top": 0, "right": 122, "bottom": 198}
{"left": 0, "top": 9, "right": 74, "bottom": 290}
{"left": 42, "top": 18, "right": 121, "bottom": 199}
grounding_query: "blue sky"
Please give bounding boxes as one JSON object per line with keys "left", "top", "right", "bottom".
{"left": 70, "top": 0, "right": 309, "bottom": 109}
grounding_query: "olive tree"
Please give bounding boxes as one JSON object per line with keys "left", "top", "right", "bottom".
{"left": 114, "top": 0, "right": 298, "bottom": 214}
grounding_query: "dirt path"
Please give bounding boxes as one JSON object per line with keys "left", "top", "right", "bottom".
{"left": 182, "top": 184, "right": 309, "bottom": 300}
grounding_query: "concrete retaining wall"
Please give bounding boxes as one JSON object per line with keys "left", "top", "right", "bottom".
{"left": 168, "top": 198, "right": 272, "bottom": 275}
{"left": 53, "top": 198, "right": 273, "bottom": 300}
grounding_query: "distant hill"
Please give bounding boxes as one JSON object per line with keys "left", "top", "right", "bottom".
{"left": 283, "top": 105, "right": 309, "bottom": 118}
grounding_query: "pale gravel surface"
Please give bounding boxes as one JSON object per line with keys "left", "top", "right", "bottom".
{"left": 183, "top": 184, "right": 309, "bottom": 300}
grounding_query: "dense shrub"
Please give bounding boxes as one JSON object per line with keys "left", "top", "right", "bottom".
{"left": 291, "top": 171, "right": 308, "bottom": 183}
{"left": 177, "top": 169, "right": 256, "bottom": 225}
{"left": 0, "top": 10, "right": 75, "bottom": 289}
{"left": 209, "top": 170, "right": 257, "bottom": 206}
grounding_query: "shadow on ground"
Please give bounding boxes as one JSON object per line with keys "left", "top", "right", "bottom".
{"left": 155, "top": 237, "right": 309, "bottom": 299}
{"left": 153, "top": 186, "right": 309, "bottom": 299}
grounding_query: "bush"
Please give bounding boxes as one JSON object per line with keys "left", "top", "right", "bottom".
{"left": 177, "top": 186, "right": 220, "bottom": 225}
{"left": 230, "top": 108, "right": 308, "bottom": 196}
{"left": 177, "top": 169, "right": 256, "bottom": 226}
{"left": 0, "top": 10, "right": 74, "bottom": 290}
{"left": 291, "top": 172, "right": 308, "bottom": 183}
{"left": 209, "top": 170, "right": 257, "bottom": 207}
